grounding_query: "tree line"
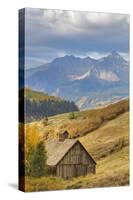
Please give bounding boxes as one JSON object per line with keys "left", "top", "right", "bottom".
{"left": 19, "top": 97, "right": 79, "bottom": 122}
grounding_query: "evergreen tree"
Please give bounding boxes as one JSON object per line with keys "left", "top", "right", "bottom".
{"left": 22, "top": 97, "right": 79, "bottom": 122}
{"left": 30, "top": 141, "right": 47, "bottom": 177}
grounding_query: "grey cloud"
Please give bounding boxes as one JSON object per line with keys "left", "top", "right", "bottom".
{"left": 24, "top": 8, "right": 129, "bottom": 68}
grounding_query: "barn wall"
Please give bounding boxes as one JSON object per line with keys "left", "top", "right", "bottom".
{"left": 56, "top": 164, "right": 92, "bottom": 178}
{"left": 59, "top": 142, "right": 95, "bottom": 165}
{"left": 56, "top": 142, "right": 96, "bottom": 178}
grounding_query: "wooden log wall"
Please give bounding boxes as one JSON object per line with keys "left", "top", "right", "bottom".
{"left": 56, "top": 142, "right": 96, "bottom": 178}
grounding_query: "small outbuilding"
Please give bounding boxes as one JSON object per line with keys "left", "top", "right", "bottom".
{"left": 46, "top": 131, "right": 96, "bottom": 178}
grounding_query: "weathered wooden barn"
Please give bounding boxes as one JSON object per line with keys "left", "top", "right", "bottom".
{"left": 46, "top": 131, "right": 96, "bottom": 178}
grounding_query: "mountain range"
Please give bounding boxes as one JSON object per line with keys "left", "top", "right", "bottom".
{"left": 24, "top": 51, "right": 129, "bottom": 109}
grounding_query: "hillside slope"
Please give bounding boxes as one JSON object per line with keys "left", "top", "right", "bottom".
{"left": 24, "top": 109, "right": 129, "bottom": 191}
{"left": 28, "top": 99, "right": 129, "bottom": 141}
{"left": 80, "top": 111, "right": 129, "bottom": 160}
{"left": 25, "top": 146, "right": 129, "bottom": 191}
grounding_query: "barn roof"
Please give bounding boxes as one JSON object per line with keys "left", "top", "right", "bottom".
{"left": 46, "top": 139, "right": 77, "bottom": 166}
{"left": 45, "top": 139, "right": 96, "bottom": 166}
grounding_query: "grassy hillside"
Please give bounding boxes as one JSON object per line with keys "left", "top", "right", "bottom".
{"left": 25, "top": 145, "right": 129, "bottom": 191}
{"left": 80, "top": 111, "right": 129, "bottom": 160}
{"left": 28, "top": 98, "right": 129, "bottom": 140}
{"left": 20, "top": 99, "right": 129, "bottom": 191}
{"left": 20, "top": 88, "right": 59, "bottom": 101}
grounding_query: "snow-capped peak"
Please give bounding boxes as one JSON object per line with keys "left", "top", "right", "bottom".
{"left": 108, "top": 51, "right": 124, "bottom": 60}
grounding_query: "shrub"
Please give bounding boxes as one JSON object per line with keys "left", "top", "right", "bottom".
{"left": 42, "top": 119, "right": 48, "bottom": 126}
{"left": 69, "top": 112, "right": 75, "bottom": 120}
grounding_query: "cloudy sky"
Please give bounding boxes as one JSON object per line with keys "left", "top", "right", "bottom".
{"left": 23, "top": 8, "right": 129, "bottom": 69}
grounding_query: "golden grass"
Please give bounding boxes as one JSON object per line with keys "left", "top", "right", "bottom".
{"left": 23, "top": 110, "right": 129, "bottom": 192}
{"left": 65, "top": 146, "right": 129, "bottom": 189}
{"left": 19, "top": 88, "right": 58, "bottom": 101}
{"left": 24, "top": 145, "right": 129, "bottom": 191}
{"left": 24, "top": 176, "right": 65, "bottom": 192}
{"left": 25, "top": 99, "right": 129, "bottom": 141}
{"left": 80, "top": 112, "right": 129, "bottom": 160}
